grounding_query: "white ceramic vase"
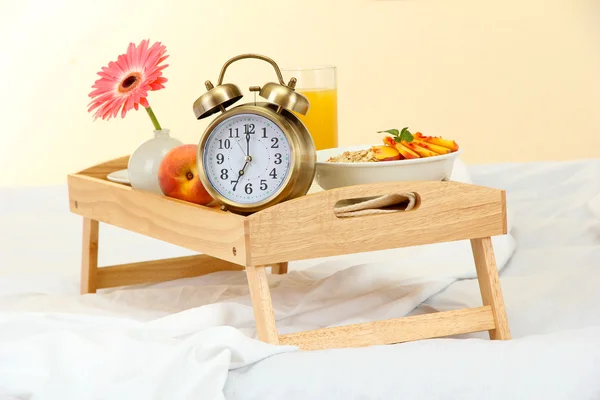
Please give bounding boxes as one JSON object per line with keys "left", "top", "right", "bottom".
{"left": 127, "top": 129, "right": 183, "bottom": 194}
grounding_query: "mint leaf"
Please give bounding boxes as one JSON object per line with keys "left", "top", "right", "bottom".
{"left": 399, "top": 127, "right": 414, "bottom": 142}
{"left": 378, "top": 127, "right": 414, "bottom": 143}
{"left": 377, "top": 129, "right": 399, "bottom": 136}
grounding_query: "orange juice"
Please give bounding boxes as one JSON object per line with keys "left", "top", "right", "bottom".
{"left": 296, "top": 88, "right": 338, "bottom": 150}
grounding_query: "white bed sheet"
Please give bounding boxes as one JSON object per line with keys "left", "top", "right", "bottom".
{"left": 0, "top": 158, "right": 598, "bottom": 399}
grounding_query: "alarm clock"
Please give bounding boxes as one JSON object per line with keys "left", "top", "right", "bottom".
{"left": 193, "top": 54, "right": 316, "bottom": 214}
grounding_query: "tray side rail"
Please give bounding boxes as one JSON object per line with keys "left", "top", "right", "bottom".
{"left": 76, "top": 156, "right": 130, "bottom": 180}
{"left": 246, "top": 180, "right": 507, "bottom": 266}
{"left": 68, "top": 171, "right": 249, "bottom": 266}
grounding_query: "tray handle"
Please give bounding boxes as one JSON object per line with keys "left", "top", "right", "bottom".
{"left": 332, "top": 191, "right": 420, "bottom": 218}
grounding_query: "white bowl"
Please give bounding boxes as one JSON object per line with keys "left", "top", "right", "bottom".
{"left": 315, "top": 144, "right": 462, "bottom": 190}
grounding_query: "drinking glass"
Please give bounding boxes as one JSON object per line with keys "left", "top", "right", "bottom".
{"left": 281, "top": 65, "right": 338, "bottom": 150}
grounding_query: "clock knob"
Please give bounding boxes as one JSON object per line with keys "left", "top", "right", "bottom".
{"left": 193, "top": 80, "right": 243, "bottom": 120}
{"left": 258, "top": 78, "right": 310, "bottom": 116}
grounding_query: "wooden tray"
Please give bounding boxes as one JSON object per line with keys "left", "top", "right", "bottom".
{"left": 68, "top": 156, "right": 511, "bottom": 350}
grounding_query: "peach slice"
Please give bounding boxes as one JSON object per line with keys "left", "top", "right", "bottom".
{"left": 372, "top": 145, "right": 401, "bottom": 161}
{"left": 413, "top": 139, "right": 451, "bottom": 155}
{"left": 415, "top": 132, "right": 459, "bottom": 151}
{"left": 395, "top": 143, "right": 420, "bottom": 159}
{"left": 404, "top": 142, "right": 439, "bottom": 158}
{"left": 382, "top": 136, "right": 396, "bottom": 148}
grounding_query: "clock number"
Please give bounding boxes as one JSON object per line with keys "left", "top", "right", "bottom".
{"left": 269, "top": 168, "right": 277, "bottom": 179}
{"left": 274, "top": 153, "right": 282, "bottom": 164}
{"left": 231, "top": 180, "right": 239, "bottom": 191}
{"left": 244, "top": 124, "right": 255, "bottom": 134}
{"left": 245, "top": 182, "right": 253, "bottom": 194}
{"left": 271, "top": 137, "right": 279, "bottom": 148}
{"left": 220, "top": 169, "right": 228, "bottom": 180}
{"left": 260, "top": 179, "right": 267, "bottom": 191}
{"left": 228, "top": 128, "right": 239, "bottom": 138}
{"left": 218, "top": 139, "right": 231, "bottom": 149}
{"left": 216, "top": 153, "right": 224, "bottom": 164}
{"left": 262, "top": 127, "right": 267, "bottom": 138}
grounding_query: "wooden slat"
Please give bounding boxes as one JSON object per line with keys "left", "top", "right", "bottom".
{"left": 279, "top": 306, "right": 495, "bottom": 351}
{"left": 247, "top": 181, "right": 507, "bottom": 266}
{"left": 246, "top": 265, "right": 279, "bottom": 344}
{"left": 68, "top": 174, "right": 248, "bottom": 265}
{"left": 96, "top": 254, "right": 245, "bottom": 289}
{"left": 81, "top": 218, "right": 99, "bottom": 294}
{"left": 471, "top": 237, "right": 511, "bottom": 340}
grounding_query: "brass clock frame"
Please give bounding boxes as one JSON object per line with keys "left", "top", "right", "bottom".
{"left": 197, "top": 102, "right": 315, "bottom": 214}
{"left": 195, "top": 54, "right": 316, "bottom": 214}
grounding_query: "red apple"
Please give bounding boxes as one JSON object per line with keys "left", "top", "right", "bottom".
{"left": 158, "top": 144, "right": 213, "bottom": 205}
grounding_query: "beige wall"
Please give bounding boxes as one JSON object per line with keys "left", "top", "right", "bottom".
{"left": 1, "top": 0, "right": 598, "bottom": 186}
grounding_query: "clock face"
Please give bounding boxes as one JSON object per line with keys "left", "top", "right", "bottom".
{"left": 202, "top": 113, "right": 292, "bottom": 205}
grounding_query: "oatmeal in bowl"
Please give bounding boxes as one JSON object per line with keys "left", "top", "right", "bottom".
{"left": 315, "top": 128, "right": 462, "bottom": 190}
{"left": 326, "top": 148, "right": 378, "bottom": 163}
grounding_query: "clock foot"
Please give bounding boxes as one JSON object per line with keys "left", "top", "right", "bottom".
{"left": 220, "top": 205, "right": 228, "bottom": 212}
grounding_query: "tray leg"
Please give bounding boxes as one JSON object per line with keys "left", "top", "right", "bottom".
{"left": 271, "top": 262, "right": 288, "bottom": 275}
{"left": 246, "top": 265, "right": 279, "bottom": 344}
{"left": 81, "top": 218, "right": 99, "bottom": 294}
{"left": 470, "top": 237, "right": 511, "bottom": 340}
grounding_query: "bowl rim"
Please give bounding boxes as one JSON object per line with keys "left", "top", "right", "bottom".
{"left": 316, "top": 145, "right": 462, "bottom": 167}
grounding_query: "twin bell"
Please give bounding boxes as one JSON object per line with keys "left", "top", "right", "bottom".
{"left": 192, "top": 54, "right": 310, "bottom": 120}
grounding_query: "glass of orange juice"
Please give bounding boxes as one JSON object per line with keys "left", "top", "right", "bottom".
{"left": 281, "top": 65, "right": 338, "bottom": 151}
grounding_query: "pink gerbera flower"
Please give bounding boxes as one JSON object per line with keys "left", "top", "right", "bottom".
{"left": 87, "top": 39, "right": 169, "bottom": 129}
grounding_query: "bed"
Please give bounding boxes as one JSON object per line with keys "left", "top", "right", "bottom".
{"left": 1, "top": 158, "right": 599, "bottom": 399}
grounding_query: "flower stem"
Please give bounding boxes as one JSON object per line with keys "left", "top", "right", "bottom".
{"left": 145, "top": 106, "right": 162, "bottom": 130}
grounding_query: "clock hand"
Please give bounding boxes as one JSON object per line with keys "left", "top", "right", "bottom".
{"left": 246, "top": 132, "right": 251, "bottom": 160}
{"left": 232, "top": 156, "right": 251, "bottom": 192}
{"left": 234, "top": 137, "right": 246, "bottom": 156}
